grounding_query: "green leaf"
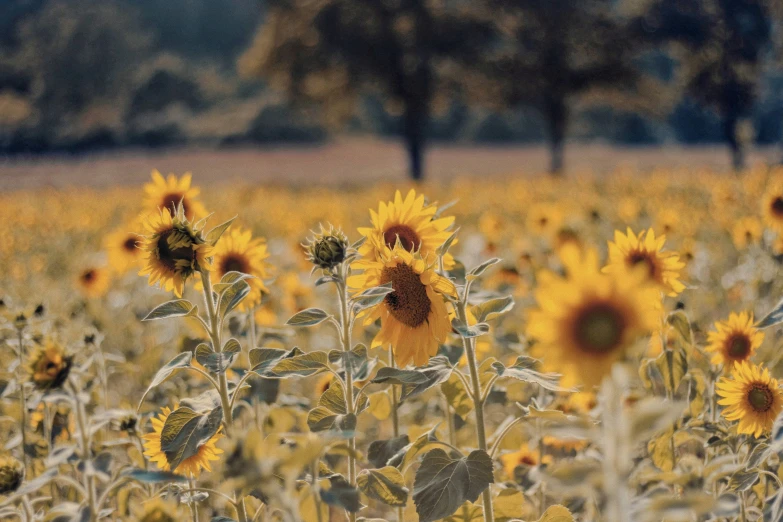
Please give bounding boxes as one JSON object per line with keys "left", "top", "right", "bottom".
{"left": 654, "top": 347, "right": 688, "bottom": 395}
{"left": 121, "top": 468, "right": 187, "bottom": 484}
{"left": 368, "top": 435, "right": 410, "bottom": 468}
{"left": 270, "top": 351, "right": 330, "bottom": 378}
{"left": 195, "top": 339, "right": 240, "bottom": 373}
{"left": 143, "top": 299, "right": 196, "bottom": 321}
{"left": 206, "top": 216, "right": 236, "bottom": 246}
{"left": 492, "top": 356, "right": 568, "bottom": 392}
{"left": 437, "top": 227, "right": 460, "bottom": 256}
{"left": 537, "top": 505, "right": 575, "bottom": 522}
{"left": 160, "top": 406, "right": 223, "bottom": 472}
{"left": 329, "top": 345, "right": 370, "bottom": 377}
{"left": 320, "top": 474, "right": 362, "bottom": 513}
{"left": 758, "top": 296, "right": 783, "bottom": 328}
{"left": 286, "top": 308, "right": 330, "bottom": 327}
{"left": 307, "top": 406, "right": 357, "bottom": 434}
{"left": 444, "top": 502, "right": 483, "bottom": 522}
{"left": 413, "top": 449, "right": 494, "bottom": 522}
{"left": 249, "top": 347, "right": 288, "bottom": 374}
{"left": 400, "top": 356, "right": 454, "bottom": 401}
{"left": 218, "top": 279, "right": 250, "bottom": 319}
{"left": 213, "top": 271, "right": 255, "bottom": 294}
{"left": 466, "top": 258, "right": 500, "bottom": 280}
{"left": 471, "top": 296, "right": 514, "bottom": 323}
{"left": 493, "top": 489, "right": 526, "bottom": 522}
{"left": 451, "top": 319, "right": 490, "bottom": 339}
{"left": 371, "top": 367, "right": 428, "bottom": 385}
{"left": 357, "top": 467, "right": 408, "bottom": 507}
{"left": 398, "top": 424, "right": 441, "bottom": 470}
{"left": 137, "top": 352, "right": 192, "bottom": 411}
{"left": 352, "top": 283, "right": 394, "bottom": 310}
{"left": 666, "top": 311, "right": 693, "bottom": 343}
{"left": 729, "top": 470, "right": 760, "bottom": 492}
{"left": 441, "top": 373, "right": 474, "bottom": 420}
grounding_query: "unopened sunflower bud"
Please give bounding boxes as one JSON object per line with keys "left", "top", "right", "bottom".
{"left": 304, "top": 225, "right": 348, "bottom": 270}
{"left": 0, "top": 456, "right": 24, "bottom": 495}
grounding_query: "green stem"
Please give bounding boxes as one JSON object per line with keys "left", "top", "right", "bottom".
{"left": 189, "top": 476, "right": 200, "bottom": 522}
{"left": 336, "top": 267, "right": 357, "bottom": 522}
{"left": 16, "top": 328, "right": 28, "bottom": 474}
{"left": 235, "top": 496, "right": 249, "bottom": 522}
{"left": 389, "top": 346, "right": 404, "bottom": 522}
{"left": 200, "top": 270, "right": 233, "bottom": 434}
{"left": 71, "top": 381, "right": 97, "bottom": 520}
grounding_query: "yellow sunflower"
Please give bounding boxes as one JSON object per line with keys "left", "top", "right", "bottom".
{"left": 706, "top": 311, "right": 763, "bottom": 368}
{"left": 75, "top": 265, "right": 111, "bottom": 298}
{"left": 604, "top": 228, "right": 685, "bottom": 296}
{"left": 762, "top": 179, "right": 783, "bottom": 233}
{"left": 0, "top": 455, "right": 24, "bottom": 495}
{"left": 356, "top": 189, "right": 457, "bottom": 268}
{"left": 716, "top": 361, "right": 783, "bottom": 438}
{"left": 131, "top": 498, "right": 184, "bottom": 522}
{"left": 500, "top": 443, "right": 551, "bottom": 478}
{"left": 143, "top": 170, "right": 206, "bottom": 220}
{"left": 104, "top": 225, "right": 143, "bottom": 274}
{"left": 527, "top": 245, "right": 661, "bottom": 388}
{"left": 350, "top": 246, "right": 456, "bottom": 367}
{"left": 27, "top": 338, "right": 73, "bottom": 391}
{"left": 143, "top": 406, "right": 224, "bottom": 477}
{"left": 138, "top": 209, "right": 212, "bottom": 297}
{"left": 526, "top": 202, "right": 564, "bottom": 239}
{"left": 208, "top": 227, "right": 271, "bottom": 311}
{"left": 731, "top": 216, "right": 763, "bottom": 250}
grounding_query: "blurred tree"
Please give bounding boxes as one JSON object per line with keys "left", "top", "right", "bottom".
{"left": 468, "top": 0, "right": 647, "bottom": 174}
{"left": 239, "top": 0, "right": 491, "bottom": 180}
{"left": 640, "top": 0, "right": 775, "bottom": 170}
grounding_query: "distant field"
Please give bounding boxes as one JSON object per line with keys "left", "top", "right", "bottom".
{"left": 1, "top": 138, "right": 780, "bottom": 191}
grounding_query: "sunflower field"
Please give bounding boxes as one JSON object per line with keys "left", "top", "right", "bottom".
{"left": 5, "top": 167, "right": 783, "bottom": 522}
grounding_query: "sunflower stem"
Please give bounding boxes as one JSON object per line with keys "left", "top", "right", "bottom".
{"left": 70, "top": 380, "right": 97, "bottom": 520}
{"left": 15, "top": 327, "right": 29, "bottom": 475}
{"left": 336, "top": 264, "right": 357, "bottom": 522}
{"left": 188, "top": 476, "right": 200, "bottom": 522}
{"left": 389, "top": 345, "right": 405, "bottom": 522}
{"left": 200, "top": 270, "right": 234, "bottom": 434}
{"left": 455, "top": 300, "right": 494, "bottom": 522}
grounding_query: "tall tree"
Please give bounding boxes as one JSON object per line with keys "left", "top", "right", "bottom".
{"left": 239, "top": 0, "right": 490, "bottom": 180}
{"left": 469, "top": 0, "right": 644, "bottom": 174}
{"left": 640, "top": 0, "right": 774, "bottom": 170}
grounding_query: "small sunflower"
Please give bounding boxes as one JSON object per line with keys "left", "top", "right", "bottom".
{"left": 143, "top": 406, "right": 223, "bottom": 477}
{"left": 500, "top": 443, "right": 551, "bottom": 478}
{"left": 138, "top": 209, "right": 212, "bottom": 297}
{"left": 350, "top": 246, "right": 456, "bottom": 367}
{"left": 105, "top": 225, "right": 143, "bottom": 274}
{"left": 731, "top": 216, "right": 763, "bottom": 250}
{"left": 356, "top": 189, "right": 457, "bottom": 268}
{"left": 706, "top": 312, "right": 763, "bottom": 367}
{"left": 526, "top": 203, "right": 564, "bottom": 239}
{"left": 716, "top": 361, "right": 783, "bottom": 438}
{"left": 27, "top": 339, "right": 73, "bottom": 391}
{"left": 762, "top": 179, "right": 783, "bottom": 233}
{"left": 209, "top": 227, "right": 271, "bottom": 311}
{"left": 0, "top": 455, "right": 24, "bottom": 495}
{"left": 75, "top": 265, "right": 111, "bottom": 298}
{"left": 143, "top": 170, "right": 206, "bottom": 220}
{"left": 604, "top": 228, "right": 685, "bottom": 296}
{"left": 527, "top": 245, "right": 661, "bottom": 388}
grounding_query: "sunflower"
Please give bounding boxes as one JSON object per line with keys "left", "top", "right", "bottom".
{"left": 104, "top": 225, "right": 143, "bottom": 274}
{"left": 526, "top": 203, "right": 564, "bottom": 239}
{"left": 208, "top": 227, "right": 271, "bottom": 311}
{"left": 731, "top": 216, "right": 762, "bottom": 250}
{"left": 604, "top": 228, "right": 685, "bottom": 296}
{"left": 762, "top": 179, "right": 783, "bottom": 233}
{"left": 138, "top": 209, "right": 212, "bottom": 297}
{"left": 356, "top": 189, "right": 457, "bottom": 269}
{"left": 131, "top": 498, "right": 184, "bottom": 522}
{"left": 527, "top": 245, "right": 661, "bottom": 388}
{"left": 0, "top": 455, "right": 24, "bottom": 495}
{"left": 143, "top": 406, "right": 223, "bottom": 477}
{"left": 350, "top": 246, "right": 456, "bottom": 367}
{"left": 706, "top": 312, "right": 763, "bottom": 368}
{"left": 143, "top": 170, "right": 206, "bottom": 220}
{"left": 716, "top": 361, "right": 783, "bottom": 438}
{"left": 26, "top": 339, "right": 73, "bottom": 391}
{"left": 500, "top": 443, "right": 551, "bottom": 478}
{"left": 75, "top": 265, "right": 110, "bottom": 298}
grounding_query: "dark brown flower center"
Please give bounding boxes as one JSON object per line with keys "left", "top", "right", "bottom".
{"left": 627, "top": 250, "right": 658, "bottom": 279}
{"left": 381, "top": 263, "right": 431, "bottom": 328}
{"left": 123, "top": 237, "right": 139, "bottom": 252}
{"left": 747, "top": 384, "right": 774, "bottom": 412}
{"left": 161, "top": 193, "right": 188, "bottom": 215}
{"left": 572, "top": 303, "right": 626, "bottom": 355}
{"left": 726, "top": 334, "right": 751, "bottom": 360}
{"left": 81, "top": 270, "right": 96, "bottom": 283}
{"left": 384, "top": 224, "right": 421, "bottom": 252}
{"left": 221, "top": 254, "right": 248, "bottom": 275}
{"left": 518, "top": 454, "right": 537, "bottom": 466}
{"left": 157, "top": 229, "right": 196, "bottom": 272}
{"left": 772, "top": 197, "right": 783, "bottom": 217}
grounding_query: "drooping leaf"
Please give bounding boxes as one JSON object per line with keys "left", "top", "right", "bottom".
{"left": 137, "top": 352, "right": 192, "bottom": 411}
{"left": 142, "top": 299, "right": 196, "bottom": 321}
{"left": 160, "top": 406, "right": 223, "bottom": 472}
{"left": 368, "top": 435, "right": 410, "bottom": 468}
{"left": 413, "top": 449, "right": 494, "bottom": 522}
{"left": 320, "top": 474, "right": 363, "bottom": 513}
{"left": 400, "top": 356, "right": 453, "bottom": 401}
{"left": 286, "top": 308, "right": 330, "bottom": 327}
{"left": 654, "top": 347, "right": 688, "bottom": 395}
{"left": 357, "top": 466, "right": 408, "bottom": 506}
{"left": 307, "top": 407, "right": 357, "bottom": 434}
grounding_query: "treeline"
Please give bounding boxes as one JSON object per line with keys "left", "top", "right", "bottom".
{"left": 1, "top": 0, "right": 783, "bottom": 178}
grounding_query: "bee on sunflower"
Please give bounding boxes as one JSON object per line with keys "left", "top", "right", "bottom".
{"left": 350, "top": 244, "right": 456, "bottom": 367}
{"left": 355, "top": 189, "right": 457, "bottom": 268}
{"left": 705, "top": 311, "right": 763, "bottom": 368}
{"left": 104, "top": 224, "right": 143, "bottom": 274}
{"left": 604, "top": 228, "right": 685, "bottom": 296}
{"left": 527, "top": 245, "right": 661, "bottom": 388}
{"left": 142, "top": 406, "right": 224, "bottom": 477}
{"left": 143, "top": 170, "right": 206, "bottom": 220}
{"left": 204, "top": 227, "right": 271, "bottom": 311}
{"left": 75, "top": 264, "right": 111, "bottom": 298}
{"left": 716, "top": 361, "right": 783, "bottom": 438}
{"left": 26, "top": 338, "right": 73, "bottom": 391}
{"left": 137, "top": 205, "right": 212, "bottom": 297}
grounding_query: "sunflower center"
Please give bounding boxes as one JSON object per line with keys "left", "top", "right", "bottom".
{"left": 573, "top": 303, "right": 626, "bottom": 355}
{"left": 380, "top": 263, "right": 431, "bottom": 328}
{"left": 627, "top": 251, "right": 657, "bottom": 279}
{"left": 221, "top": 254, "right": 248, "bottom": 275}
{"left": 161, "top": 193, "right": 188, "bottom": 215}
{"left": 747, "top": 384, "right": 774, "bottom": 412}
{"left": 772, "top": 197, "right": 783, "bottom": 217}
{"left": 727, "top": 334, "right": 751, "bottom": 359}
{"left": 81, "top": 270, "right": 95, "bottom": 283}
{"left": 518, "top": 454, "right": 537, "bottom": 466}
{"left": 123, "top": 237, "right": 138, "bottom": 252}
{"left": 157, "top": 229, "right": 196, "bottom": 271}
{"left": 384, "top": 224, "right": 421, "bottom": 252}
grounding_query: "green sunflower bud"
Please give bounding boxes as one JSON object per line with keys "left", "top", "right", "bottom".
{"left": 304, "top": 224, "right": 349, "bottom": 270}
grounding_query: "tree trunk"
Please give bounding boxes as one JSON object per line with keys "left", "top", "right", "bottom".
{"left": 403, "top": 102, "right": 427, "bottom": 181}
{"left": 546, "top": 95, "right": 567, "bottom": 176}
{"left": 724, "top": 110, "right": 745, "bottom": 172}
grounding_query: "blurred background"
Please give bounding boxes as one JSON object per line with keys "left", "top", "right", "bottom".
{"left": 1, "top": 0, "right": 783, "bottom": 184}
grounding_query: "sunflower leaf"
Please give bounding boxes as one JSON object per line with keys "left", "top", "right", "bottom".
{"left": 218, "top": 279, "right": 250, "bottom": 319}
{"left": 249, "top": 347, "right": 288, "bottom": 374}
{"left": 142, "top": 299, "right": 195, "bottom": 321}
{"left": 537, "top": 504, "right": 575, "bottom": 522}
{"left": 307, "top": 406, "right": 357, "bottom": 434}
{"left": 195, "top": 339, "right": 241, "bottom": 373}
{"left": 400, "top": 356, "right": 454, "bottom": 401}
{"left": 471, "top": 296, "right": 514, "bottom": 323}
{"left": 160, "top": 406, "right": 223, "bottom": 472}
{"left": 320, "top": 474, "right": 363, "bottom": 512}
{"left": 466, "top": 258, "right": 500, "bottom": 281}
{"left": 137, "top": 352, "right": 192, "bottom": 411}
{"left": 213, "top": 271, "right": 255, "bottom": 295}
{"left": 757, "top": 296, "right": 783, "bottom": 328}
{"left": 205, "top": 216, "right": 236, "bottom": 247}
{"left": 451, "top": 318, "right": 490, "bottom": 339}
{"left": 357, "top": 466, "right": 409, "bottom": 506}
{"left": 371, "top": 367, "right": 429, "bottom": 385}
{"left": 413, "top": 449, "right": 494, "bottom": 522}
{"left": 120, "top": 468, "right": 187, "bottom": 484}
{"left": 437, "top": 227, "right": 460, "bottom": 256}
{"left": 368, "top": 435, "right": 410, "bottom": 468}
{"left": 352, "top": 283, "right": 394, "bottom": 311}
{"left": 492, "top": 357, "right": 569, "bottom": 392}
{"left": 286, "top": 308, "right": 330, "bottom": 327}
{"left": 269, "top": 351, "right": 330, "bottom": 377}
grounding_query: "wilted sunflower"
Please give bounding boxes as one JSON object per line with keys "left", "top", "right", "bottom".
{"left": 604, "top": 228, "right": 685, "bottom": 296}
{"left": 356, "top": 189, "right": 457, "bottom": 268}
{"left": 138, "top": 209, "right": 212, "bottom": 297}
{"left": 762, "top": 179, "right": 783, "bottom": 233}
{"left": 143, "top": 406, "right": 223, "bottom": 477}
{"left": 75, "top": 265, "right": 110, "bottom": 298}
{"left": 350, "top": 246, "right": 456, "bottom": 367}
{"left": 143, "top": 170, "right": 206, "bottom": 220}
{"left": 717, "top": 361, "right": 783, "bottom": 438}
{"left": 0, "top": 455, "right": 24, "bottom": 495}
{"left": 731, "top": 216, "right": 763, "bottom": 250}
{"left": 27, "top": 338, "right": 73, "bottom": 390}
{"left": 527, "top": 246, "right": 661, "bottom": 388}
{"left": 104, "top": 226, "right": 142, "bottom": 274}
{"left": 208, "top": 227, "right": 271, "bottom": 310}
{"left": 706, "top": 311, "right": 763, "bottom": 367}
